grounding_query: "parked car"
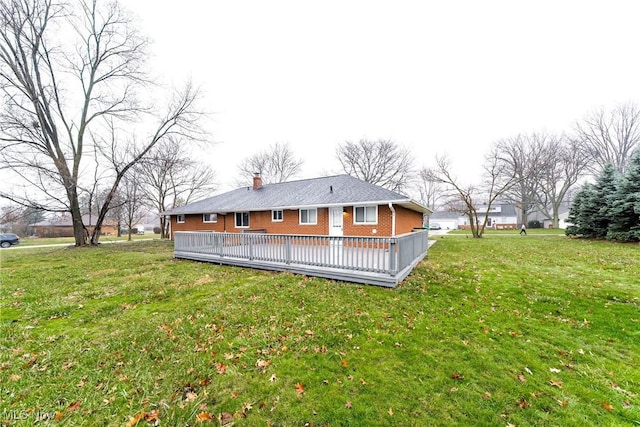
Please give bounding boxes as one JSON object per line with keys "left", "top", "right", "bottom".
{"left": 0, "top": 233, "right": 20, "bottom": 248}
{"left": 429, "top": 223, "right": 442, "bottom": 230}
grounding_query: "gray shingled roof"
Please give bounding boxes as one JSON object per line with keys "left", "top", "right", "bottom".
{"left": 163, "top": 175, "right": 431, "bottom": 215}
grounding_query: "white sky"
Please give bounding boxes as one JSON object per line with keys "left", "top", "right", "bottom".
{"left": 128, "top": 0, "right": 639, "bottom": 193}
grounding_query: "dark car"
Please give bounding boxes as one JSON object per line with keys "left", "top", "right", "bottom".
{"left": 429, "top": 223, "right": 442, "bottom": 230}
{"left": 0, "top": 233, "right": 20, "bottom": 248}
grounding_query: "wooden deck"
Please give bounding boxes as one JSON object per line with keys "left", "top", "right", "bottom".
{"left": 173, "top": 231, "right": 431, "bottom": 287}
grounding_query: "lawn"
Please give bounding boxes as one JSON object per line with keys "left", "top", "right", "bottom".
{"left": 0, "top": 237, "right": 638, "bottom": 426}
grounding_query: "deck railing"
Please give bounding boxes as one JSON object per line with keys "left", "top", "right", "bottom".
{"left": 174, "top": 230, "right": 429, "bottom": 277}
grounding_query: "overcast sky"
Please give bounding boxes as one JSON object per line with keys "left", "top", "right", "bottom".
{"left": 127, "top": 0, "right": 640, "bottom": 193}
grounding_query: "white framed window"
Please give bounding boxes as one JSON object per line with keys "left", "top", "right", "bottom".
{"left": 177, "top": 214, "right": 185, "bottom": 224}
{"left": 203, "top": 213, "right": 218, "bottom": 223}
{"left": 235, "top": 212, "right": 249, "bottom": 228}
{"left": 299, "top": 208, "right": 317, "bottom": 225}
{"left": 272, "top": 209, "right": 283, "bottom": 222}
{"left": 354, "top": 206, "right": 377, "bottom": 225}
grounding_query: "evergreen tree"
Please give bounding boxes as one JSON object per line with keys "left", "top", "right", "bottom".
{"left": 607, "top": 150, "right": 640, "bottom": 241}
{"left": 591, "top": 164, "right": 619, "bottom": 238}
{"left": 566, "top": 183, "right": 597, "bottom": 237}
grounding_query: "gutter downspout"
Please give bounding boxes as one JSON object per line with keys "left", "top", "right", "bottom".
{"left": 388, "top": 203, "right": 396, "bottom": 237}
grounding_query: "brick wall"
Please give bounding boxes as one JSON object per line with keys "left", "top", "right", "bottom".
{"left": 170, "top": 204, "right": 424, "bottom": 239}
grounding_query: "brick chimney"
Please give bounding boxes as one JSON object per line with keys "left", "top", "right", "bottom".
{"left": 252, "top": 172, "right": 263, "bottom": 190}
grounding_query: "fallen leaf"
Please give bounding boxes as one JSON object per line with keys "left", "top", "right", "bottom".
{"left": 602, "top": 403, "right": 614, "bottom": 411}
{"left": 269, "top": 374, "right": 278, "bottom": 382}
{"left": 9, "top": 374, "right": 21, "bottom": 382}
{"left": 295, "top": 382, "right": 305, "bottom": 395}
{"left": 557, "top": 400, "right": 569, "bottom": 407}
{"left": 126, "top": 412, "right": 145, "bottom": 427}
{"left": 54, "top": 411, "right": 64, "bottom": 421}
{"left": 231, "top": 391, "right": 238, "bottom": 399}
{"left": 549, "top": 379, "right": 564, "bottom": 388}
{"left": 185, "top": 391, "right": 198, "bottom": 402}
{"left": 220, "top": 412, "right": 234, "bottom": 426}
{"left": 216, "top": 363, "right": 227, "bottom": 375}
{"left": 341, "top": 359, "right": 349, "bottom": 368}
{"left": 196, "top": 411, "right": 213, "bottom": 422}
{"left": 518, "top": 374, "right": 526, "bottom": 382}
{"left": 451, "top": 372, "right": 465, "bottom": 381}
{"left": 256, "top": 359, "right": 270, "bottom": 369}
{"left": 549, "top": 367, "right": 561, "bottom": 373}
{"left": 482, "top": 327, "right": 490, "bottom": 334}
{"left": 67, "top": 401, "right": 81, "bottom": 413}
{"left": 345, "top": 401, "right": 352, "bottom": 409}
{"left": 388, "top": 408, "right": 394, "bottom": 416}
{"left": 450, "top": 387, "right": 459, "bottom": 392}
{"left": 144, "top": 410, "right": 160, "bottom": 422}
{"left": 525, "top": 367, "right": 533, "bottom": 375}
{"left": 517, "top": 398, "right": 530, "bottom": 409}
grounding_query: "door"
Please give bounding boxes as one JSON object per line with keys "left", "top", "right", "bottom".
{"left": 329, "top": 207, "right": 344, "bottom": 237}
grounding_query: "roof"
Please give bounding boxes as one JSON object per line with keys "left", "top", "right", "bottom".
{"left": 33, "top": 214, "right": 116, "bottom": 227}
{"left": 163, "top": 174, "right": 432, "bottom": 215}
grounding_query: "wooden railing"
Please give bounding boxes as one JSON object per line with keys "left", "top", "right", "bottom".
{"left": 174, "top": 230, "right": 429, "bottom": 277}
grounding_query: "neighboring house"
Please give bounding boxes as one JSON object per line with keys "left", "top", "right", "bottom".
{"left": 428, "top": 211, "right": 460, "bottom": 230}
{"left": 429, "top": 204, "right": 518, "bottom": 230}
{"left": 162, "top": 174, "right": 433, "bottom": 287}
{"left": 32, "top": 214, "right": 118, "bottom": 238}
{"left": 164, "top": 174, "right": 432, "bottom": 238}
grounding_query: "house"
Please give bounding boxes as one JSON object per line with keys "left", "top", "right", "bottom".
{"left": 32, "top": 214, "right": 118, "bottom": 237}
{"left": 162, "top": 174, "right": 433, "bottom": 287}
{"left": 428, "top": 211, "right": 460, "bottom": 230}
{"left": 164, "top": 174, "right": 431, "bottom": 238}
{"left": 430, "top": 204, "right": 518, "bottom": 230}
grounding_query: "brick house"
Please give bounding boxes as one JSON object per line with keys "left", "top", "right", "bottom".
{"left": 163, "top": 174, "right": 431, "bottom": 238}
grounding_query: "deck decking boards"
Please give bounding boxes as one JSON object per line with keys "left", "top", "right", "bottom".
{"left": 173, "top": 231, "right": 431, "bottom": 287}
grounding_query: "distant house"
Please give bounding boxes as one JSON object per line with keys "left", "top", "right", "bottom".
{"left": 163, "top": 174, "right": 432, "bottom": 238}
{"left": 162, "top": 174, "right": 433, "bottom": 287}
{"left": 430, "top": 204, "right": 518, "bottom": 230}
{"left": 32, "top": 214, "right": 118, "bottom": 238}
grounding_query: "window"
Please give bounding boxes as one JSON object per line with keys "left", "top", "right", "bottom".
{"left": 235, "top": 212, "right": 249, "bottom": 228}
{"left": 299, "top": 208, "right": 317, "bottom": 225}
{"left": 177, "top": 214, "right": 185, "bottom": 224}
{"left": 203, "top": 213, "right": 218, "bottom": 223}
{"left": 354, "top": 206, "right": 377, "bottom": 224}
{"left": 272, "top": 210, "right": 283, "bottom": 222}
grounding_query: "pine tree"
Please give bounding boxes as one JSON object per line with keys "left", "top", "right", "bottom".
{"left": 566, "top": 183, "right": 597, "bottom": 237}
{"left": 591, "top": 164, "right": 619, "bottom": 239}
{"left": 607, "top": 150, "right": 640, "bottom": 241}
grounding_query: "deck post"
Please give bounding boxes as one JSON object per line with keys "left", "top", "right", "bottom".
{"left": 389, "top": 238, "right": 397, "bottom": 274}
{"left": 285, "top": 235, "right": 291, "bottom": 264}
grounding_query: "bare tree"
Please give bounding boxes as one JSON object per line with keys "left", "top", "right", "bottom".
{"left": 118, "top": 172, "right": 147, "bottom": 241}
{"left": 137, "top": 137, "right": 217, "bottom": 238}
{"left": 427, "top": 152, "right": 519, "bottom": 238}
{"left": 535, "top": 135, "right": 590, "bottom": 228}
{"left": 575, "top": 102, "right": 640, "bottom": 174}
{"left": 0, "top": 0, "right": 205, "bottom": 246}
{"left": 335, "top": 139, "right": 414, "bottom": 192}
{"left": 416, "top": 167, "right": 443, "bottom": 211}
{"left": 236, "top": 142, "right": 302, "bottom": 185}
{"left": 494, "top": 133, "right": 550, "bottom": 226}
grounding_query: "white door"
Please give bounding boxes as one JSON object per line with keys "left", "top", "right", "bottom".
{"left": 328, "top": 207, "right": 344, "bottom": 237}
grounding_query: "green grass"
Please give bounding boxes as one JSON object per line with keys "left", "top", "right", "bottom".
{"left": 447, "top": 228, "right": 563, "bottom": 235}
{"left": 1, "top": 237, "right": 638, "bottom": 426}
